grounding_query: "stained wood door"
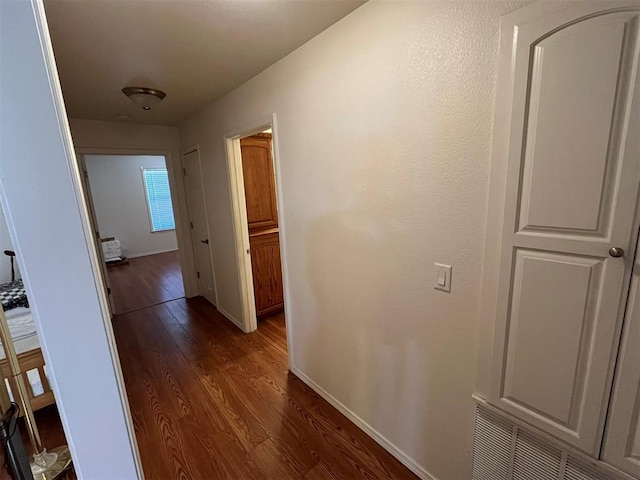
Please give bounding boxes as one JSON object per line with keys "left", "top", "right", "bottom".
{"left": 240, "top": 134, "right": 278, "bottom": 232}
{"left": 602, "top": 239, "right": 640, "bottom": 477}
{"left": 488, "top": 4, "right": 640, "bottom": 455}
{"left": 183, "top": 149, "right": 216, "bottom": 306}
{"left": 249, "top": 231, "right": 284, "bottom": 317}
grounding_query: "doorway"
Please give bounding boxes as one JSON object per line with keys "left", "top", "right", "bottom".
{"left": 225, "top": 119, "right": 290, "bottom": 355}
{"left": 78, "top": 153, "right": 186, "bottom": 315}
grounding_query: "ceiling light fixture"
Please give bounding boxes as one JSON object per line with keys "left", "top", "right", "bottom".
{"left": 122, "top": 86, "right": 166, "bottom": 110}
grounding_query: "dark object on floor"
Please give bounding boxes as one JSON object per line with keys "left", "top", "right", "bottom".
{"left": 106, "top": 258, "right": 129, "bottom": 268}
{"left": 0, "top": 403, "right": 32, "bottom": 480}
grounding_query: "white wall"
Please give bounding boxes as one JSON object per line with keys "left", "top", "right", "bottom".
{"left": 0, "top": 206, "right": 19, "bottom": 283}
{"left": 0, "top": 1, "right": 139, "bottom": 477}
{"left": 85, "top": 154, "right": 178, "bottom": 258}
{"left": 69, "top": 118, "right": 197, "bottom": 296}
{"left": 180, "top": 1, "right": 526, "bottom": 478}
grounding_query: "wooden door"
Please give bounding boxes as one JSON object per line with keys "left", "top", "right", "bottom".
{"left": 240, "top": 133, "right": 284, "bottom": 317}
{"left": 249, "top": 231, "right": 284, "bottom": 317}
{"left": 488, "top": 4, "right": 640, "bottom": 455}
{"left": 183, "top": 149, "right": 217, "bottom": 306}
{"left": 602, "top": 239, "right": 640, "bottom": 477}
{"left": 240, "top": 134, "right": 278, "bottom": 232}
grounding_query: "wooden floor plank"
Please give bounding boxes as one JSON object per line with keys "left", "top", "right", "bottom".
{"left": 108, "top": 250, "right": 185, "bottom": 314}
{"left": 251, "top": 438, "right": 308, "bottom": 480}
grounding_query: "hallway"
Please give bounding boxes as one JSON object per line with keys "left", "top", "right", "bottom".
{"left": 112, "top": 297, "right": 416, "bottom": 479}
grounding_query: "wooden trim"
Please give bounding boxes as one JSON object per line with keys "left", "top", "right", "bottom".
{"left": 251, "top": 132, "right": 272, "bottom": 139}
{"left": 257, "top": 304, "right": 284, "bottom": 318}
{"left": 249, "top": 227, "right": 279, "bottom": 237}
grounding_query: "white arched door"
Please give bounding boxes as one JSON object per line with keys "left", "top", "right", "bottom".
{"left": 488, "top": 2, "right": 640, "bottom": 456}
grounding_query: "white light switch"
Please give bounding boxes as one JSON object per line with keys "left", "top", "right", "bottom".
{"left": 434, "top": 263, "right": 452, "bottom": 292}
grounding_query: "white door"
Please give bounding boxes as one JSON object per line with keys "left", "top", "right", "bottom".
{"left": 77, "top": 154, "right": 116, "bottom": 316}
{"left": 602, "top": 238, "right": 640, "bottom": 477}
{"left": 488, "top": 4, "right": 640, "bottom": 455}
{"left": 182, "top": 149, "right": 216, "bottom": 306}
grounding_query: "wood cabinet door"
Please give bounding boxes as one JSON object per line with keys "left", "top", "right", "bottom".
{"left": 249, "top": 232, "right": 284, "bottom": 317}
{"left": 602, "top": 240, "right": 640, "bottom": 477}
{"left": 240, "top": 134, "right": 278, "bottom": 232}
{"left": 488, "top": 4, "right": 640, "bottom": 455}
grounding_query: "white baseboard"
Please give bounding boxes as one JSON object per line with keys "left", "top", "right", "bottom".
{"left": 216, "top": 306, "right": 246, "bottom": 332}
{"left": 127, "top": 248, "right": 178, "bottom": 259}
{"left": 289, "top": 366, "right": 437, "bottom": 480}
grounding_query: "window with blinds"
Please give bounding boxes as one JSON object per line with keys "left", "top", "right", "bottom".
{"left": 142, "top": 168, "right": 176, "bottom": 232}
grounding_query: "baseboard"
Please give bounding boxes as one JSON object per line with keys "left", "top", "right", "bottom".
{"left": 127, "top": 248, "right": 178, "bottom": 259}
{"left": 216, "top": 306, "right": 246, "bottom": 332}
{"left": 289, "top": 366, "right": 437, "bottom": 480}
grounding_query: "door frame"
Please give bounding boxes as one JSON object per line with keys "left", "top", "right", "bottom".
{"left": 75, "top": 153, "right": 116, "bottom": 316}
{"left": 224, "top": 114, "right": 293, "bottom": 360}
{"left": 181, "top": 145, "right": 219, "bottom": 306}
{"left": 6, "top": 0, "right": 143, "bottom": 475}
{"left": 76, "top": 148, "right": 193, "bottom": 303}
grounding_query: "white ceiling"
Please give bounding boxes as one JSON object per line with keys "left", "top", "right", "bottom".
{"left": 45, "top": 0, "right": 364, "bottom": 126}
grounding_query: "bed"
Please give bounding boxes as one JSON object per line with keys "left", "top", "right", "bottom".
{"left": 0, "top": 260, "right": 55, "bottom": 412}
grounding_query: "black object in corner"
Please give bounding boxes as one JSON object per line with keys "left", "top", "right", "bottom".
{"left": 1, "top": 403, "right": 33, "bottom": 480}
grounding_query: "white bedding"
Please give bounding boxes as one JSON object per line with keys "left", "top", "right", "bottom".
{"left": 0, "top": 307, "right": 40, "bottom": 359}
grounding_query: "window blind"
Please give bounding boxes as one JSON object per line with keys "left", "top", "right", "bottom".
{"left": 142, "top": 168, "right": 175, "bottom": 232}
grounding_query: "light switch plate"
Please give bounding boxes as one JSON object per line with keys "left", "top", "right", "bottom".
{"left": 434, "top": 263, "right": 452, "bottom": 292}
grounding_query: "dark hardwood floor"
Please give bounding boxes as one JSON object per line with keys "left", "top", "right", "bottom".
{"left": 108, "top": 250, "right": 185, "bottom": 314}
{"left": 113, "top": 297, "right": 417, "bottom": 480}
{"left": 2, "top": 249, "right": 415, "bottom": 479}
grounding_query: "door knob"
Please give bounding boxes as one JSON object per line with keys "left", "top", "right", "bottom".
{"left": 609, "top": 247, "right": 624, "bottom": 258}
{"left": 200, "top": 239, "right": 209, "bottom": 245}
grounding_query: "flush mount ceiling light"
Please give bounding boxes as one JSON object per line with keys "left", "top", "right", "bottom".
{"left": 121, "top": 86, "right": 166, "bottom": 110}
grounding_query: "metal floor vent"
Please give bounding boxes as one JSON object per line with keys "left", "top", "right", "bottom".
{"left": 473, "top": 405, "right": 627, "bottom": 480}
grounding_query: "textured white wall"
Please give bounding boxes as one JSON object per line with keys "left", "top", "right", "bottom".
{"left": 0, "top": 206, "right": 18, "bottom": 283}
{"left": 69, "top": 119, "right": 196, "bottom": 296}
{"left": 180, "top": 1, "right": 526, "bottom": 478}
{"left": 85, "top": 154, "right": 178, "bottom": 258}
